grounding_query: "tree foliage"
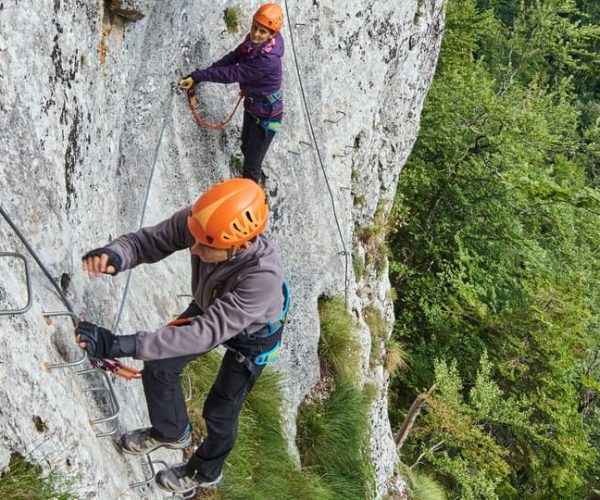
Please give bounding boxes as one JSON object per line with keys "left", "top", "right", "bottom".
{"left": 389, "top": 0, "right": 600, "bottom": 497}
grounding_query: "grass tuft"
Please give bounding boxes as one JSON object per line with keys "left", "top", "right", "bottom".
{"left": 0, "top": 454, "right": 75, "bottom": 500}
{"left": 397, "top": 462, "right": 447, "bottom": 500}
{"left": 384, "top": 338, "right": 410, "bottom": 374}
{"left": 318, "top": 297, "right": 361, "bottom": 380}
{"left": 364, "top": 306, "right": 388, "bottom": 366}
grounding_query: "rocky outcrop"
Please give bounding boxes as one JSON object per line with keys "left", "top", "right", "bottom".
{"left": 0, "top": 0, "right": 445, "bottom": 498}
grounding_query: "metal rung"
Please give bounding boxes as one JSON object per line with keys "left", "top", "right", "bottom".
{"left": 42, "top": 310, "right": 86, "bottom": 370}
{"left": 42, "top": 311, "right": 121, "bottom": 437}
{"left": 324, "top": 110, "right": 346, "bottom": 124}
{"left": 288, "top": 140, "right": 313, "bottom": 155}
{"left": 129, "top": 457, "right": 167, "bottom": 489}
{"left": 86, "top": 370, "right": 121, "bottom": 437}
{"left": 0, "top": 251, "right": 32, "bottom": 315}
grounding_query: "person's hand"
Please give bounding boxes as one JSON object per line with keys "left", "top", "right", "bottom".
{"left": 178, "top": 76, "right": 194, "bottom": 90}
{"left": 75, "top": 321, "right": 136, "bottom": 359}
{"left": 82, "top": 248, "right": 122, "bottom": 277}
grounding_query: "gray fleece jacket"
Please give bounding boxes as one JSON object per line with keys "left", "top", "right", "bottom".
{"left": 106, "top": 207, "right": 284, "bottom": 361}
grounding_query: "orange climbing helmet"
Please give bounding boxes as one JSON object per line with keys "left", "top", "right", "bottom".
{"left": 253, "top": 3, "right": 284, "bottom": 32}
{"left": 188, "top": 178, "right": 269, "bottom": 249}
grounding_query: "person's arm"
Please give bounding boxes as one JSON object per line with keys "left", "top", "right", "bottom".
{"left": 134, "top": 269, "right": 281, "bottom": 360}
{"left": 179, "top": 44, "right": 243, "bottom": 89}
{"left": 190, "top": 55, "right": 269, "bottom": 85}
{"left": 208, "top": 44, "right": 243, "bottom": 68}
{"left": 89, "top": 207, "right": 194, "bottom": 274}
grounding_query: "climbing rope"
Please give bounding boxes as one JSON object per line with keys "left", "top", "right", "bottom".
{"left": 112, "top": 87, "right": 175, "bottom": 334}
{"left": 184, "top": 85, "right": 243, "bottom": 130}
{"left": 283, "top": 1, "right": 350, "bottom": 306}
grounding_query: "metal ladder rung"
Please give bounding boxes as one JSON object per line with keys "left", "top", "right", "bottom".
{"left": 0, "top": 251, "right": 32, "bottom": 315}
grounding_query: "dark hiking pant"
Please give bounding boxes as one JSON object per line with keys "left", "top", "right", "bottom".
{"left": 240, "top": 110, "right": 281, "bottom": 183}
{"left": 141, "top": 333, "right": 280, "bottom": 481}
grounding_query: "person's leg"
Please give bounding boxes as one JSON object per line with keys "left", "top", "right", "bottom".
{"left": 240, "top": 110, "right": 252, "bottom": 161}
{"left": 142, "top": 353, "right": 199, "bottom": 439}
{"left": 118, "top": 352, "right": 198, "bottom": 455}
{"left": 241, "top": 115, "right": 276, "bottom": 183}
{"left": 185, "top": 350, "right": 264, "bottom": 480}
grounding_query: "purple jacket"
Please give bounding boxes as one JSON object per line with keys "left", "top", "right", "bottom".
{"left": 191, "top": 32, "right": 284, "bottom": 118}
{"left": 106, "top": 207, "right": 285, "bottom": 361}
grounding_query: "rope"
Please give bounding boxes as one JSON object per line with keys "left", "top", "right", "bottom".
{"left": 112, "top": 87, "right": 175, "bottom": 333}
{"left": 185, "top": 86, "right": 243, "bottom": 130}
{"left": 283, "top": 1, "right": 350, "bottom": 306}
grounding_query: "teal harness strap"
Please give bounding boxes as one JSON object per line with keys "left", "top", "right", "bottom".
{"left": 245, "top": 282, "right": 290, "bottom": 339}
{"left": 227, "top": 282, "right": 290, "bottom": 374}
{"left": 246, "top": 90, "right": 283, "bottom": 106}
{"left": 254, "top": 340, "right": 282, "bottom": 365}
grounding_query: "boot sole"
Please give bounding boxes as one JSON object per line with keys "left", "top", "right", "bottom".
{"left": 115, "top": 437, "right": 192, "bottom": 456}
{"left": 156, "top": 473, "right": 223, "bottom": 493}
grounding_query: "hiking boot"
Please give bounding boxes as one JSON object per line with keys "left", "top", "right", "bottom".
{"left": 155, "top": 464, "right": 222, "bottom": 493}
{"left": 116, "top": 426, "right": 191, "bottom": 456}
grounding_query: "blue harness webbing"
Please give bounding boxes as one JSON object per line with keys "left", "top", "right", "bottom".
{"left": 246, "top": 90, "right": 283, "bottom": 106}
{"left": 227, "top": 282, "right": 290, "bottom": 376}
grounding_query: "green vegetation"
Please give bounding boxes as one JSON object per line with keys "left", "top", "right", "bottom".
{"left": 316, "top": 297, "right": 360, "bottom": 380}
{"left": 388, "top": 0, "right": 600, "bottom": 497}
{"left": 355, "top": 200, "right": 393, "bottom": 277}
{"left": 397, "top": 463, "right": 447, "bottom": 500}
{"left": 185, "top": 315, "right": 374, "bottom": 500}
{"left": 297, "top": 382, "right": 376, "bottom": 500}
{"left": 0, "top": 454, "right": 74, "bottom": 500}
{"left": 354, "top": 194, "right": 367, "bottom": 207}
{"left": 364, "top": 305, "right": 388, "bottom": 366}
{"left": 383, "top": 336, "right": 409, "bottom": 375}
{"left": 229, "top": 154, "right": 244, "bottom": 175}
{"left": 223, "top": 7, "right": 241, "bottom": 34}
{"left": 186, "top": 351, "right": 331, "bottom": 499}
{"left": 296, "top": 297, "right": 376, "bottom": 499}
{"left": 352, "top": 250, "right": 365, "bottom": 281}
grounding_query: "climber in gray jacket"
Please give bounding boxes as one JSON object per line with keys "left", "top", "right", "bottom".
{"left": 75, "top": 178, "right": 287, "bottom": 493}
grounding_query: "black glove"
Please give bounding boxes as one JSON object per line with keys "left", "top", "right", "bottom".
{"left": 75, "top": 321, "right": 137, "bottom": 359}
{"left": 82, "top": 247, "right": 122, "bottom": 274}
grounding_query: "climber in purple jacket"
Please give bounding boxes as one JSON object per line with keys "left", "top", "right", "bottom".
{"left": 179, "top": 3, "right": 285, "bottom": 185}
{"left": 74, "top": 179, "right": 288, "bottom": 494}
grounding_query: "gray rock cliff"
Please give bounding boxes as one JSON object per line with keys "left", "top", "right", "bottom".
{"left": 0, "top": 0, "right": 445, "bottom": 498}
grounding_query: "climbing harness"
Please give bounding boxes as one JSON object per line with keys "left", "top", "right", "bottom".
{"left": 245, "top": 89, "right": 283, "bottom": 106}
{"left": 172, "top": 282, "right": 290, "bottom": 377}
{"left": 184, "top": 85, "right": 243, "bottom": 130}
{"left": 223, "top": 282, "right": 290, "bottom": 377}
{"left": 243, "top": 281, "right": 290, "bottom": 339}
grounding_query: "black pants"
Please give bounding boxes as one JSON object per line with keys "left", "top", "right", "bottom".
{"left": 141, "top": 336, "right": 279, "bottom": 481}
{"left": 240, "top": 110, "right": 281, "bottom": 183}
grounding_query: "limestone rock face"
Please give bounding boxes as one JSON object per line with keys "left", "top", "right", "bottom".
{"left": 0, "top": 1, "right": 445, "bottom": 498}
